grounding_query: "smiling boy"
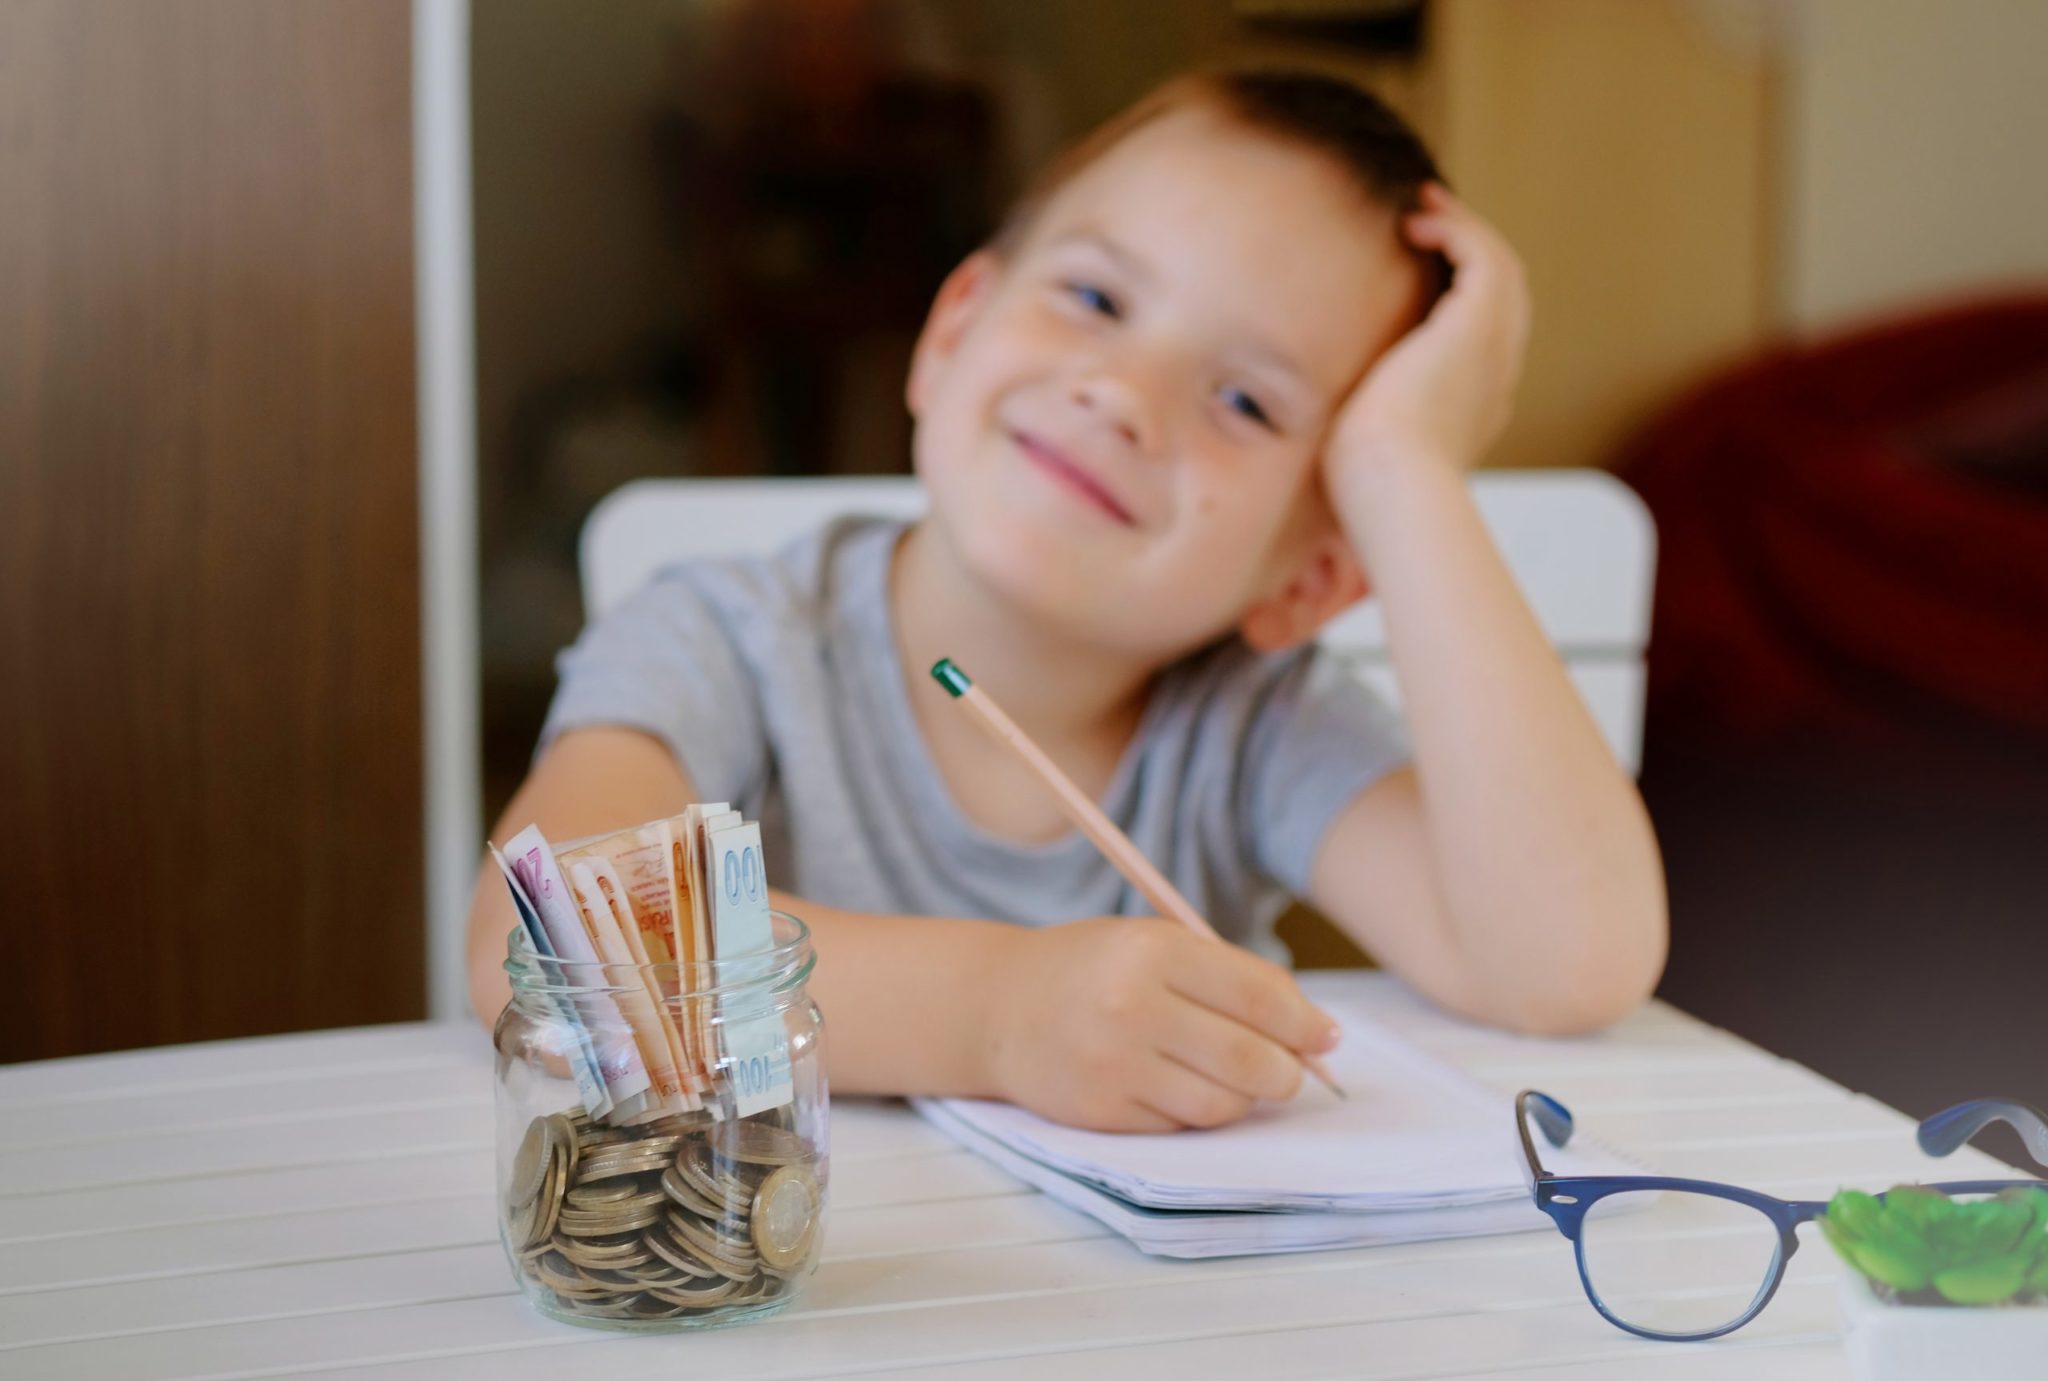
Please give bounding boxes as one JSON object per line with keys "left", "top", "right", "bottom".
{"left": 467, "top": 70, "right": 1668, "bottom": 1132}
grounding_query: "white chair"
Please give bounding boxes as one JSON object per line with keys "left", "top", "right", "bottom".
{"left": 582, "top": 472, "right": 1656, "bottom": 772}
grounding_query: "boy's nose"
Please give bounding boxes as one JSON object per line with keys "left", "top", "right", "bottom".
{"left": 1069, "top": 371, "right": 1159, "bottom": 454}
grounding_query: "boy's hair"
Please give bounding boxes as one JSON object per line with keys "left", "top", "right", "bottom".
{"left": 992, "top": 67, "right": 1451, "bottom": 295}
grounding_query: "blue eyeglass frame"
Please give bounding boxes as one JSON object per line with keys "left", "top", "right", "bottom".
{"left": 1514, "top": 1088, "right": 2048, "bottom": 1342}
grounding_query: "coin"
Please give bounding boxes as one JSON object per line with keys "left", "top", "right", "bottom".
{"left": 641, "top": 1108, "right": 715, "bottom": 1135}
{"left": 729, "top": 1271, "right": 777, "bottom": 1303}
{"left": 532, "top": 1250, "right": 607, "bottom": 1298}
{"left": 508, "top": 1117, "right": 551, "bottom": 1209}
{"left": 565, "top": 1180, "right": 639, "bottom": 1208}
{"left": 576, "top": 1148, "right": 672, "bottom": 1182}
{"left": 670, "top": 1212, "right": 757, "bottom": 1275}
{"left": 515, "top": 1136, "right": 567, "bottom": 1252}
{"left": 646, "top": 1276, "right": 740, "bottom": 1308}
{"left": 675, "top": 1141, "right": 756, "bottom": 1213}
{"left": 577, "top": 1125, "right": 629, "bottom": 1152}
{"left": 711, "top": 1119, "right": 812, "bottom": 1166}
{"left": 603, "top": 1187, "right": 670, "bottom": 1215}
{"left": 547, "top": 1111, "right": 582, "bottom": 1180}
{"left": 618, "top": 1132, "right": 685, "bottom": 1158}
{"left": 658, "top": 1217, "right": 753, "bottom": 1280}
{"left": 556, "top": 1238, "right": 655, "bottom": 1272}
{"left": 627, "top": 1295, "right": 687, "bottom": 1320}
{"left": 507, "top": 1102, "right": 816, "bottom": 1323}
{"left": 644, "top": 1226, "right": 724, "bottom": 1279}
{"left": 557, "top": 1197, "right": 664, "bottom": 1235}
{"left": 504, "top": 1190, "right": 541, "bottom": 1254}
{"left": 751, "top": 1164, "right": 820, "bottom": 1273}
{"left": 533, "top": 1148, "right": 569, "bottom": 1244}
{"left": 558, "top": 1209, "right": 661, "bottom": 1239}
{"left": 621, "top": 1260, "right": 691, "bottom": 1289}
{"left": 660, "top": 1162, "right": 731, "bottom": 1220}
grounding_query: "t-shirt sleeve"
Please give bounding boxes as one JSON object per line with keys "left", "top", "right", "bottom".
{"left": 536, "top": 569, "right": 770, "bottom": 804}
{"left": 1239, "top": 648, "right": 1411, "bottom": 897}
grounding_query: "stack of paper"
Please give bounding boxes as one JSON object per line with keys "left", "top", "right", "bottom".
{"left": 914, "top": 997, "right": 1643, "bottom": 1258}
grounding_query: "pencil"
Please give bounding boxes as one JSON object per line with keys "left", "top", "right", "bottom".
{"left": 931, "top": 657, "right": 1346, "bottom": 1100}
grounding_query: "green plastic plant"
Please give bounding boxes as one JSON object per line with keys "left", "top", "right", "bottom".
{"left": 1821, "top": 1184, "right": 2048, "bottom": 1306}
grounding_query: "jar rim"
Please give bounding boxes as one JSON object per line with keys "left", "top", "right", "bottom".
{"left": 503, "top": 907, "right": 815, "bottom": 1001}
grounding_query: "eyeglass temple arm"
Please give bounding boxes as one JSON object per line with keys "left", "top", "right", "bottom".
{"left": 1516, "top": 1089, "right": 1575, "bottom": 1184}
{"left": 1917, "top": 1098, "right": 2048, "bottom": 1171}
{"left": 1526, "top": 1090, "right": 1574, "bottom": 1148}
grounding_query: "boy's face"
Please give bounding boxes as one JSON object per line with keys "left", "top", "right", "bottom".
{"left": 907, "top": 104, "right": 1430, "bottom": 658}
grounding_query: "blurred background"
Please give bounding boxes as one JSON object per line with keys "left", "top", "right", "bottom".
{"left": 4, "top": 0, "right": 2044, "bottom": 1153}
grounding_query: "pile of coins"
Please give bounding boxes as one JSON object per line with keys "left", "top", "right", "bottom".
{"left": 502, "top": 1105, "right": 824, "bottom": 1326}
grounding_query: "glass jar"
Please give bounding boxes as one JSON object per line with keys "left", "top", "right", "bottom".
{"left": 493, "top": 908, "right": 828, "bottom": 1331}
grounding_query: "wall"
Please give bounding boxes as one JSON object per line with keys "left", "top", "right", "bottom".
{"left": 1780, "top": 0, "right": 2048, "bottom": 333}
{"left": 0, "top": 0, "right": 425, "bottom": 1058}
{"left": 470, "top": 0, "right": 696, "bottom": 550}
{"left": 1427, "top": 0, "right": 1776, "bottom": 470}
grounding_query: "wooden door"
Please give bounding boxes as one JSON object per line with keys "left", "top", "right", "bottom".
{"left": 0, "top": 0, "right": 425, "bottom": 1059}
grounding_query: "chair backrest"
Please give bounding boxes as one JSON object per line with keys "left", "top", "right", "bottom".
{"left": 582, "top": 472, "right": 1657, "bottom": 771}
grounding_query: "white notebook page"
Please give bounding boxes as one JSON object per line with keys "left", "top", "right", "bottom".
{"left": 927, "top": 998, "right": 1639, "bottom": 1212}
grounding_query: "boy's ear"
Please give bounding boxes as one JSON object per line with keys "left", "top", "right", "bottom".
{"left": 906, "top": 250, "right": 1001, "bottom": 418}
{"left": 1238, "top": 527, "right": 1371, "bottom": 653}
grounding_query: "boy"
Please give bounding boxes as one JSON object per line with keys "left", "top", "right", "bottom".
{"left": 467, "top": 70, "right": 1668, "bottom": 1132}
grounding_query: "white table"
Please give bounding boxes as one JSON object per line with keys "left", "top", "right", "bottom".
{"left": 0, "top": 972, "right": 2019, "bottom": 1379}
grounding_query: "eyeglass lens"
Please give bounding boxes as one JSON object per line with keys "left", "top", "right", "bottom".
{"left": 1574, "top": 1189, "right": 1785, "bottom": 1337}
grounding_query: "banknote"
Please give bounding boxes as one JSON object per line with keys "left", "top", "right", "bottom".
{"left": 678, "top": 803, "right": 731, "bottom": 964}
{"left": 705, "top": 819, "right": 794, "bottom": 1118}
{"left": 492, "top": 844, "right": 612, "bottom": 1119}
{"left": 583, "top": 854, "right": 701, "bottom": 1108}
{"left": 504, "top": 825, "right": 656, "bottom": 1122}
{"left": 561, "top": 819, "right": 720, "bottom": 1098}
{"left": 560, "top": 828, "right": 712, "bottom": 1101}
{"left": 677, "top": 804, "right": 732, "bottom": 1101}
{"left": 559, "top": 823, "right": 679, "bottom": 969}
{"left": 652, "top": 821, "right": 716, "bottom": 1095}
{"left": 567, "top": 860, "right": 688, "bottom": 1117}
{"left": 497, "top": 807, "right": 789, "bottom": 1125}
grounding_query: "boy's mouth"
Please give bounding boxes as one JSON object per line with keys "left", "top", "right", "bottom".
{"left": 1008, "top": 429, "right": 1137, "bottom": 527}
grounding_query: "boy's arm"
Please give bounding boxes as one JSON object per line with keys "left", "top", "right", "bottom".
{"left": 1302, "top": 184, "right": 1666, "bottom": 1035}
{"left": 466, "top": 727, "right": 1338, "bottom": 1128}
{"left": 1307, "top": 450, "right": 1667, "bottom": 1035}
{"left": 465, "top": 727, "right": 687, "bottom": 1022}
{"left": 465, "top": 727, "right": 997, "bottom": 1096}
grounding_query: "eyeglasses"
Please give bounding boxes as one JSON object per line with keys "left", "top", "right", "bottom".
{"left": 1514, "top": 1089, "right": 2048, "bottom": 1341}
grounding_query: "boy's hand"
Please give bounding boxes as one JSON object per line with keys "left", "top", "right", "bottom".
{"left": 979, "top": 917, "right": 1342, "bottom": 1132}
{"left": 1325, "top": 183, "right": 1531, "bottom": 482}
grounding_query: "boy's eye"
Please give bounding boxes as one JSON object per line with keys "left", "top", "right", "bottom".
{"left": 1063, "top": 281, "right": 1121, "bottom": 319}
{"left": 1220, "top": 385, "right": 1275, "bottom": 431}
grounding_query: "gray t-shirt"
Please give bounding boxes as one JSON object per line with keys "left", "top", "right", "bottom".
{"left": 541, "top": 515, "right": 1408, "bottom": 961}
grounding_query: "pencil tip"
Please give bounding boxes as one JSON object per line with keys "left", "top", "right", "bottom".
{"left": 931, "top": 659, "right": 972, "bottom": 698}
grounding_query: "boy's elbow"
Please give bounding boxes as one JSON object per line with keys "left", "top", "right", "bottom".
{"left": 1494, "top": 904, "right": 1669, "bottom": 1038}
{"left": 464, "top": 869, "right": 515, "bottom": 1030}
{"left": 1498, "top": 978, "right": 1655, "bottom": 1039}
{"left": 467, "top": 947, "right": 508, "bottom": 1033}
